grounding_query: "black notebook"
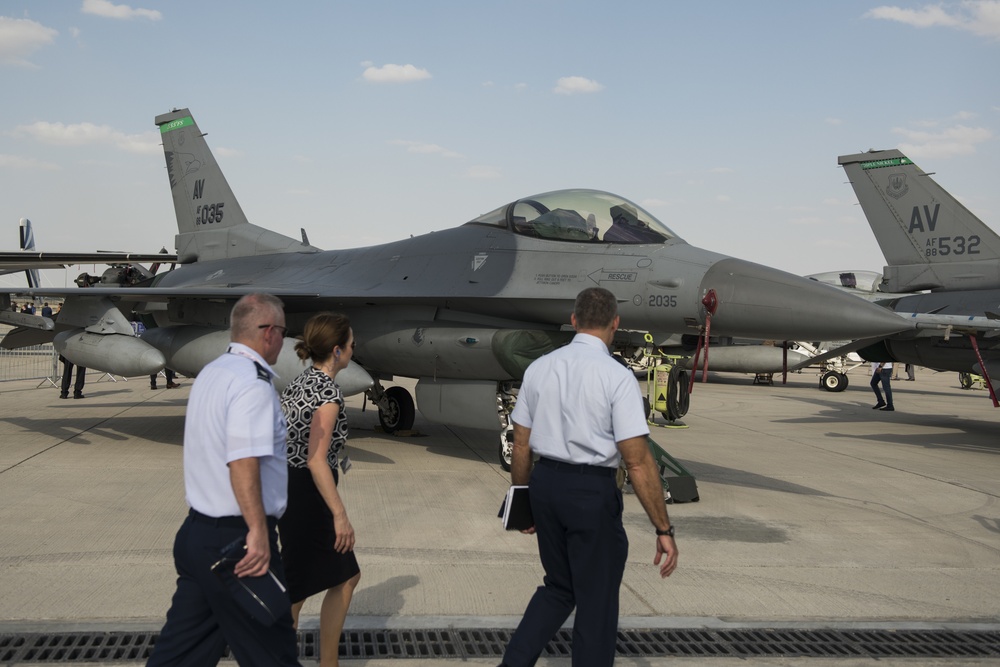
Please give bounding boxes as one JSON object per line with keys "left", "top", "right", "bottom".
{"left": 500, "top": 485, "right": 533, "bottom": 531}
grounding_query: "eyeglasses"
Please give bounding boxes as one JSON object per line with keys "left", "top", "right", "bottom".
{"left": 258, "top": 324, "right": 287, "bottom": 336}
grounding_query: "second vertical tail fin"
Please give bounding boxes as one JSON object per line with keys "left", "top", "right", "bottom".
{"left": 839, "top": 149, "right": 1000, "bottom": 292}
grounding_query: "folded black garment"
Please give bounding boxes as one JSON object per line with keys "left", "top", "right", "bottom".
{"left": 211, "top": 538, "right": 291, "bottom": 627}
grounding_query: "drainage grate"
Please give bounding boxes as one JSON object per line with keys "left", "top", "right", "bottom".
{"left": 2, "top": 627, "right": 999, "bottom": 662}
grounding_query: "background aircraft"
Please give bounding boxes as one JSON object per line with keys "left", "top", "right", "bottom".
{"left": 828, "top": 150, "right": 1000, "bottom": 399}
{"left": 1, "top": 109, "right": 913, "bottom": 456}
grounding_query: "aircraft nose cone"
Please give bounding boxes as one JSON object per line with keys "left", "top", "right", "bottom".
{"left": 701, "top": 258, "right": 912, "bottom": 341}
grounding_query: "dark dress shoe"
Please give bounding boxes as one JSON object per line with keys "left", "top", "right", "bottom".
{"left": 166, "top": 382, "right": 179, "bottom": 389}
{"left": 872, "top": 403, "right": 886, "bottom": 409}
{"left": 881, "top": 406, "right": 895, "bottom": 411}
{"left": 59, "top": 394, "right": 68, "bottom": 399}
{"left": 73, "top": 393, "right": 85, "bottom": 399}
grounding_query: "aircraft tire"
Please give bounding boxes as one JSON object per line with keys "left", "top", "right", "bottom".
{"left": 959, "top": 372, "right": 972, "bottom": 390}
{"left": 378, "top": 386, "right": 415, "bottom": 433}
{"left": 821, "top": 371, "right": 848, "bottom": 392}
{"left": 665, "top": 367, "right": 690, "bottom": 421}
{"left": 499, "top": 429, "right": 513, "bottom": 472}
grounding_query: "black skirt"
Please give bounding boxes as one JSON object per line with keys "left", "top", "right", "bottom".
{"left": 278, "top": 466, "right": 361, "bottom": 604}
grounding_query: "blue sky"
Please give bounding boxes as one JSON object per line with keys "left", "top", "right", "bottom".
{"left": 1, "top": 0, "right": 998, "bottom": 288}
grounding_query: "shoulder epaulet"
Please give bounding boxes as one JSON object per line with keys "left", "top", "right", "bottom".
{"left": 253, "top": 361, "right": 272, "bottom": 384}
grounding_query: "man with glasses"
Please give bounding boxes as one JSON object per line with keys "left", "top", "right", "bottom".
{"left": 148, "top": 293, "right": 301, "bottom": 667}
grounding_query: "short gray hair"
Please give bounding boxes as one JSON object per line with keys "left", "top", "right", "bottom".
{"left": 230, "top": 293, "right": 284, "bottom": 342}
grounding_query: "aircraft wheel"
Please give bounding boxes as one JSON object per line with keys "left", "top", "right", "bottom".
{"left": 378, "top": 386, "right": 415, "bottom": 433}
{"left": 499, "top": 429, "right": 513, "bottom": 472}
{"left": 821, "top": 371, "right": 848, "bottom": 392}
{"left": 959, "top": 372, "right": 972, "bottom": 389}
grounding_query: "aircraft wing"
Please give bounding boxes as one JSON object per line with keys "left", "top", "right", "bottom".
{"left": 787, "top": 337, "right": 886, "bottom": 372}
{"left": 0, "top": 286, "right": 319, "bottom": 300}
{"left": 0, "top": 252, "right": 179, "bottom": 273}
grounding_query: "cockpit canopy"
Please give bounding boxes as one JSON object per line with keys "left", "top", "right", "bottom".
{"left": 466, "top": 189, "right": 680, "bottom": 245}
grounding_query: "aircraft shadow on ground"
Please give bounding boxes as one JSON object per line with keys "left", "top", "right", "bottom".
{"left": 770, "top": 393, "right": 1000, "bottom": 455}
{"left": 623, "top": 512, "right": 789, "bottom": 544}
{"left": 1, "top": 414, "right": 184, "bottom": 447}
{"left": 345, "top": 413, "right": 496, "bottom": 466}
{"left": 680, "top": 460, "right": 832, "bottom": 498}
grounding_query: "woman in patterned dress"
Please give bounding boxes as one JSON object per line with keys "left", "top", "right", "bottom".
{"left": 278, "top": 312, "right": 360, "bottom": 667}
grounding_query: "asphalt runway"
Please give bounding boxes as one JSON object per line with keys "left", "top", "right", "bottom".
{"left": 1, "top": 365, "right": 998, "bottom": 666}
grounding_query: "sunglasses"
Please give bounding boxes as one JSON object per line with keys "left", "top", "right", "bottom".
{"left": 258, "top": 324, "right": 288, "bottom": 336}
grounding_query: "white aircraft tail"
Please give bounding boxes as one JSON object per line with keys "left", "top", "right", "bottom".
{"left": 155, "top": 108, "right": 319, "bottom": 263}
{"left": 18, "top": 218, "right": 40, "bottom": 289}
{"left": 839, "top": 149, "right": 1000, "bottom": 292}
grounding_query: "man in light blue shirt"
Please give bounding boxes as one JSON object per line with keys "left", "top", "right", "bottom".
{"left": 501, "top": 287, "right": 679, "bottom": 667}
{"left": 148, "top": 293, "right": 300, "bottom": 667}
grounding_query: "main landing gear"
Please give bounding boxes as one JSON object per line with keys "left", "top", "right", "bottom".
{"left": 820, "top": 370, "right": 848, "bottom": 392}
{"left": 366, "top": 381, "right": 416, "bottom": 433}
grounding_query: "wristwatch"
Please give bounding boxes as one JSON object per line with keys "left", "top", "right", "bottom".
{"left": 655, "top": 526, "right": 675, "bottom": 537}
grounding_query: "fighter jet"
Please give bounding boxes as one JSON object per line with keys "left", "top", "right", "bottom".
{"left": 829, "top": 150, "right": 1000, "bottom": 399}
{"left": 0, "top": 109, "right": 912, "bottom": 443}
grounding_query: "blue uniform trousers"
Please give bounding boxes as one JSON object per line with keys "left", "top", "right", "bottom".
{"left": 503, "top": 460, "right": 628, "bottom": 667}
{"left": 146, "top": 512, "right": 300, "bottom": 667}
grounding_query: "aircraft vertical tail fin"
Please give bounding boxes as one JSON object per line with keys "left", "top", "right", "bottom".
{"left": 839, "top": 149, "right": 1000, "bottom": 292}
{"left": 18, "top": 218, "right": 40, "bottom": 288}
{"left": 154, "top": 108, "right": 319, "bottom": 263}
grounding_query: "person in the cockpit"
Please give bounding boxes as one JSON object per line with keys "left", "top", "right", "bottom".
{"left": 603, "top": 204, "right": 664, "bottom": 244}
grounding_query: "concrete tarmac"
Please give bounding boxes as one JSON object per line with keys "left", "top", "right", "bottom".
{"left": 1, "top": 366, "right": 998, "bottom": 665}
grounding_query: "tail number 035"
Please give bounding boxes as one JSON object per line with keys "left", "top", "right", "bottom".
{"left": 196, "top": 202, "right": 225, "bottom": 226}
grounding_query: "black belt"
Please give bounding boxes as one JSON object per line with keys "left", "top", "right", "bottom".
{"left": 538, "top": 457, "right": 617, "bottom": 478}
{"left": 188, "top": 509, "right": 278, "bottom": 529}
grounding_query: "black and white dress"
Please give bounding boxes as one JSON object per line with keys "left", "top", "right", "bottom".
{"left": 278, "top": 367, "right": 360, "bottom": 604}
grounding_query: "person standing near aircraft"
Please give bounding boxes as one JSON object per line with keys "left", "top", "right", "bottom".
{"left": 500, "top": 287, "right": 678, "bottom": 667}
{"left": 871, "top": 361, "right": 895, "bottom": 411}
{"left": 278, "top": 312, "right": 360, "bottom": 667}
{"left": 59, "top": 354, "right": 86, "bottom": 400}
{"left": 147, "top": 293, "right": 300, "bottom": 667}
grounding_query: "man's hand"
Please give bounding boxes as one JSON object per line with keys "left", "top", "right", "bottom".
{"left": 653, "top": 535, "right": 678, "bottom": 578}
{"left": 235, "top": 525, "right": 270, "bottom": 578}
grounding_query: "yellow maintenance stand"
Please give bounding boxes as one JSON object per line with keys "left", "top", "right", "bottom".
{"left": 619, "top": 334, "right": 699, "bottom": 502}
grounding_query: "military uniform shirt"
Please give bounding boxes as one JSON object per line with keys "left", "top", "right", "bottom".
{"left": 511, "top": 333, "right": 649, "bottom": 468}
{"left": 183, "top": 343, "right": 289, "bottom": 518}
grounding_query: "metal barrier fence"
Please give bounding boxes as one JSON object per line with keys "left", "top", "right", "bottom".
{"left": 0, "top": 325, "right": 60, "bottom": 385}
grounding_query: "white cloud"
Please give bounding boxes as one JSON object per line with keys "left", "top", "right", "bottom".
{"left": 464, "top": 165, "right": 502, "bottom": 180}
{"left": 13, "top": 121, "right": 161, "bottom": 155}
{"left": 825, "top": 117, "right": 844, "bottom": 126}
{"left": 389, "top": 140, "right": 462, "bottom": 159}
{"left": 891, "top": 123, "right": 994, "bottom": 159}
{"left": 866, "top": 1, "right": 1000, "bottom": 38}
{"left": 81, "top": 0, "right": 162, "bottom": 21}
{"left": 0, "top": 154, "right": 61, "bottom": 171}
{"left": 362, "top": 63, "right": 431, "bottom": 83}
{"left": 553, "top": 76, "right": 604, "bottom": 95}
{"left": 0, "top": 17, "right": 58, "bottom": 67}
